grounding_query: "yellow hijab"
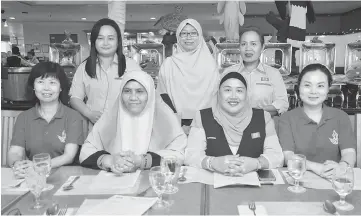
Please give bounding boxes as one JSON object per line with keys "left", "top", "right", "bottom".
{"left": 157, "top": 19, "right": 219, "bottom": 119}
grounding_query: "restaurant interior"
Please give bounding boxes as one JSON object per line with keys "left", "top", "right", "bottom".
{"left": 1, "top": 0, "right": 361, "bottom": 215}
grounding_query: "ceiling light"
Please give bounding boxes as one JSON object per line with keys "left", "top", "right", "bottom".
{"left": 150, "top": 17, "right": 156, "bottom": 20}
{"left": 9, "top": 17, "right": 15, "bottom": 20}
{"left": 81, "top": 17, "right": 87, "bottom": 20}
{"left": 4, "top": 21, "right": 8, "bottom": 27}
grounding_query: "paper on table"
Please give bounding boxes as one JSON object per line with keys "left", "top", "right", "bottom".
{"left": 1, "top": 168, "right": 29, "bottom": 194}
{"left": 178, "top": 166, "right": 214, "bottom": 185}
{"left": 238, "top": 204, "right": 268, "bottom": 216}
{"left": 239, "top": 202, "right": 329, "bottom": 215}
{"left": 90, "top": 170, "right": 141, "bottom": 191}
{"left": 81, "top": 195, "right": 157, "bottom": 215}
{"left": 76, "top": 199, "right": 104, "bottom": 215}
{"left": 214, "top": 172, "right": 260, "bottom": 188}
{"left": 55, "top": 172, "right": 149, "bottom": 196}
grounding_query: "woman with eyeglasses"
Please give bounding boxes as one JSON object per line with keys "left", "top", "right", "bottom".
{"left": 157, "top": 19, "right": 219, "bottom": 135}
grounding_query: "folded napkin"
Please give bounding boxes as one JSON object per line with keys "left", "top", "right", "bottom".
{"left": 238, "top": 204, "right": 268, "bottom": 216}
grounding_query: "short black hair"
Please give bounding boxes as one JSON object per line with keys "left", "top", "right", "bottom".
{"left": 298, "top": 63, "right": 333, "bottom": 87}
{"left": 239, "top": 26, "right": 265, "bottom": 45}
{"left": 27, "top": 62, "right": 69, "bottom": 105}
{"left": 12, "top": 46, "right": 20, "bottom": 55}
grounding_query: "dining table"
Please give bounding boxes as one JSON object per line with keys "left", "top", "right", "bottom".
{"left": 1, "top": 166, "right": 361, "bottom": 215}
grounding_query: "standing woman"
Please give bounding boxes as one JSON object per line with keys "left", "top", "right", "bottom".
{"left": 224, "top": 26, "right": 289, "bottom": 116}
{"left": 69, "top": 18, "right": 141, "bottom": 128}
{"left": 157, "top": 19, "right": 219, "bottom": 134}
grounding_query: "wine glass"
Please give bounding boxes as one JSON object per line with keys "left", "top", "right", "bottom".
{"left": 25, "top": 166, "right": 46, "bottom": 210}
{"left": 287, "top": 154, "right": 307, "bottom": 193}
{"left": 332, "top": 165, "right": 354, "bottom": 211}
{"left": 33, "top": 153, "right": 54, "bottom": 191}
{"left": 160, "top": 155, "right": 181, "bottom": 194}
{"left": 149, "top": 166, "right": 168, "bottom": 210}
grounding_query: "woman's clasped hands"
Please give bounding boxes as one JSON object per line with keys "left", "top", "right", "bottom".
{"left": 12, "top": 160, "right": 33, "bottom": 178}
{"left": 210, "top": 155, "right": 255, "bottom": 176}
{"left": 104, "top": 151, "right": 142, "bottom": 174}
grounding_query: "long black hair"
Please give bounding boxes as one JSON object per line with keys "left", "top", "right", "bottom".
{"left": 27, "top": 62, "right": 69, "bottom": 105}
{"left": 85, "top": 18, "right": 126, "bottom": 79}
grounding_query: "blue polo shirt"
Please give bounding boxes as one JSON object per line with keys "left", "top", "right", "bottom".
{"left": 10, "top": 103, "right": 84, "bottom": 160}
{"left": 278, "top": 106, "right": 356, "bottom": 163}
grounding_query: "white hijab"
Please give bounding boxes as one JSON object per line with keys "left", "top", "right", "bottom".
{"left": 79, "top": 71, "right": 187, "bottom": 162}
{"left": 157, "top": 19, "right": 219, "bottom": 119}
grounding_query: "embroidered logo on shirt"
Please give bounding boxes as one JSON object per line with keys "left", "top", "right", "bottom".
{"left": 207, "top": 137, "right": 217, "bottom": 140}
{"left": 251, "top": 132, "right": 260, "bottom": 139}
{"left": 261, "top": 77, "right": 269, "bottom": 81}
{"left": 329, "top": 130, "right": 338, "bottom": 145}
{"left": 58, "top": 130, "right": 66, "bottom": 143}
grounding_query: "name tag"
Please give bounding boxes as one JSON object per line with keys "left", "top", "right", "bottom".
{"left": 251, "top": 132, "right": 260, "bottom": 139}
{"left": 261, "top": 77, "right": 269, "bottom": 81}
{"left": 207, "top": 137, "right": 216, "bottom": 140}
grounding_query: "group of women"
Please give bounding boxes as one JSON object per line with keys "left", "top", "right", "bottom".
{"left": 8, "top": 18, "right": 356, "bottom": 180}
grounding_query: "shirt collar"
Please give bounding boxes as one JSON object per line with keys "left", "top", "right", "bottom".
{"left": 96, "top": 53, "right": 119, "bottom": 65}
{"left": 239, "top": 61, "right": 267, "bottom": 74}
{"left": 32, "top": 102, "right": 65, "bottom": 120}
{"left": 298, "top": 105, "right": 335, "bottom": 125}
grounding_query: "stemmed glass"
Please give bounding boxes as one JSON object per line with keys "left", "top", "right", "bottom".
{"left": 332, "top": 165, "right": 354, "bottom": 211}
{"left": 25, "top": 166, "right": 46, "bottom": 210}
{"left": 160, "top": 155, "right": 181, "bottom": 194}
{"left": 33, "top": 153, "right": 54, "bottom": 191}
{"left": 149, "top": 166, "right": 168, "bottom": 210}
{"left": 287, "top": 154, "right": 307, "bottom": 193}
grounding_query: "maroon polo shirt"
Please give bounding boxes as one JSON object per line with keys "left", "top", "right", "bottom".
{"left": 10, "top": 103, "right": 84, "bottom": 160}
{"left": 278, "top": 106, "right": 356, "bottom": 163}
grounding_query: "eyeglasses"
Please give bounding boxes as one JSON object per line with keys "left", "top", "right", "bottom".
{"left": 7, "top": 208, "right": 21, "bottom": 216}
{"left": 179, "top": 31, "right": 198, "bottom": 38}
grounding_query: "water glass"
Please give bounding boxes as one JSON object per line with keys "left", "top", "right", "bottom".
{"left": 149, "top": 166, "right": 168, "bottom": 210}
{"left": 160, "top": 155, "right": 181, "bottom": 194}
{"left": 287, "top": 154, "right": 307, "bottom": 193}
{"left": 33, "top": 153, "right": 54, "bottom": 191}
{"left": 332, "top": 165, "right": 354, "bottom": 211}
{"left": 25, "top": 166, "right": 46, "bottom": 210}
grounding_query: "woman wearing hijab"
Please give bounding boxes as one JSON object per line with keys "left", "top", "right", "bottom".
{"left": 185, "top": 71, "right": 284, "bottom": 175}
{"left": 79, "top": 71, "right": 186, "bottom": 173}
{"left": 157, "top": 19, "right": 219, "bottom": 134}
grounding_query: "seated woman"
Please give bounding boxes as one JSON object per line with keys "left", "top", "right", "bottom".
{"left": 185, "top": 71, "right": 284, "bottom": 175}
{"left": 278, "top": 64, "right": 356, "bottom": 178}
{"left": 8, "top": 62, "right": 84, "bottom": 178}
{"left": 79, "top": 71, "right": 187, "bottom": 173}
